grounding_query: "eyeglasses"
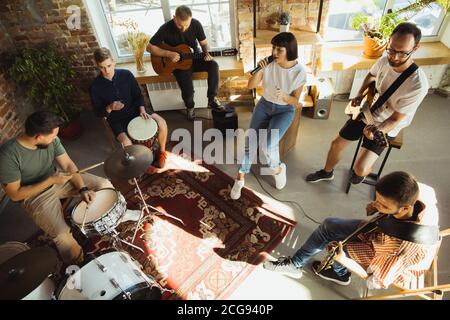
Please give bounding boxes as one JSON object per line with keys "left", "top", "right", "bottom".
{"left": 385, "top": 47, "right": 414, "bottom": 59}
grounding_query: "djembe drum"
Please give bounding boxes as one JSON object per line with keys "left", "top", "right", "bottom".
{"left": 127, "top": 117, "right": 160, "bottom": 155}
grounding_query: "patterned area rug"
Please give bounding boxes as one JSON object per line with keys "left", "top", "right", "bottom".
{"left": 87, "top": 152, "right": 296, "bottom": 300}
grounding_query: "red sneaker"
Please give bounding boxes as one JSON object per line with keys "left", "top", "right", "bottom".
{"left": 145, "top": 166, "right": 157, "bottom": 174}
{"left": 156, "top": 151, "right": 167, "bottom": 168}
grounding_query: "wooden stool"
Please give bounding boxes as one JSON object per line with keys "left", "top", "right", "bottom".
{"left": 279, "top": 106, "right": 302, "bottom": 160}
{"left": 346, "top": 129, "right": 404, "bottom": 194}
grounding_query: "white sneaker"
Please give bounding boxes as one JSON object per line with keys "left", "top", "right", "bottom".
{"left": 230, "top": 180, "right": 245, "bottom": 200}
{"left": 274, "top": 163, "right": 287, "bottom": 190}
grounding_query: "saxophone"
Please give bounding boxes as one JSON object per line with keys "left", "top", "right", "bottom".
{"left": 315, "top": 212, "right": 388, "bottom": 274}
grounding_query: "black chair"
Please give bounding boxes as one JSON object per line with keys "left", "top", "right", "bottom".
{"left": 346, "top": 129, "right": 404, "bottom": 194}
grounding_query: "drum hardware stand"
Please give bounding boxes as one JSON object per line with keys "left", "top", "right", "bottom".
{"left": 141, "top": 272, "right": 175, "bottom": 296}
{"left": 131, "top": 177, "right": 186, "bottom": 243}
{"left": 109, "top": 228, "right": 145, "bottom": 254}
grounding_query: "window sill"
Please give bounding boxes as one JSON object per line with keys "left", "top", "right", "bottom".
{"left": 319, "top": 41, "right": 450, "bottom": 71}
{"left": 116, "top": 56, "right": 244, "bottom": 84}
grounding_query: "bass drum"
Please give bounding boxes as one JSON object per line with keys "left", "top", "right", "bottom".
{"left": 55, "top": 249, "right": 162, "bottom": 300}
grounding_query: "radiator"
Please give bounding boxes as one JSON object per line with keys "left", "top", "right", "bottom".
{"left": 349, "top": 69, "right": 369, "bottom": 99}
{"left": 146, "top": 79, "right": 209, "bottom": 111}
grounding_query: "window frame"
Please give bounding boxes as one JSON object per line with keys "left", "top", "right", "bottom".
{"left": 84, "top": 0, "right": 237, "bottom": 63}
{"left": 323, "top": 0, "right": 449, "bottom": 45}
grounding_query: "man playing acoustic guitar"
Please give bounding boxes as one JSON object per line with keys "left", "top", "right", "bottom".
{"left": 306, "top": 23, "right": 429, "bottom": 185}
{"left": 147, "top": 5, "right": 223, "bottom": 121}
{"left": 264, "top": 171, "right": 439, "bottom": 290}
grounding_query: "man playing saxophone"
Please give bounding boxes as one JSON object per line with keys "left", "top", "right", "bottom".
{"left": 263, "top": 171, "right": 439, "bottom": 289}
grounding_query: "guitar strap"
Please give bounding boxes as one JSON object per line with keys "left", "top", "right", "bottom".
{"left": 377, "top": 216, "right": 439, "bottom": 245}
{"left": 369, "top": 62, "right": 418, "bottom": 115}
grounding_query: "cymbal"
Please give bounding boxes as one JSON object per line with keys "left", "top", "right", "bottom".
{"left": 0, "top": 246, "right": 58, "bottom": 300}
{"left": 104, "top": 145, "right": 154, "bottom": 180}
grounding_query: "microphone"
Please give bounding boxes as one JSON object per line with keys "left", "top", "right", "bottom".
{"left": 250, "top": 56, "right": 273, "bottom": 75}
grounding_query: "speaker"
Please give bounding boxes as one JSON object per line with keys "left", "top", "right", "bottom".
{"left": 307, "top": 77, "right": 334, "bottom": 120}
{"left": 212, "top": 104, "right": 238, "bottom": 136}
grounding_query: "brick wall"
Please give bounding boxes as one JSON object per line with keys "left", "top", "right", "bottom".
{"left": 0, "top": 19, "right": 31, "bottom": 202}
{"left": 0, "top": 0, "right": 101, "bottom": 111}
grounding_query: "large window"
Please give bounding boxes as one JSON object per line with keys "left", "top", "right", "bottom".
{"left": 86, "top": 0, "right": 234, "bottom": 60}
{"left": 324, "top": 0, "right": 447, "bottom": 42}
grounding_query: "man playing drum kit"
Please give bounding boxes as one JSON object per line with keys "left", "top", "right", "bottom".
{"left": 0, "top": 111, "right": 113, "bottom": 265}
{"left": 90, "top": 47, "right": 169, "bottom": 171}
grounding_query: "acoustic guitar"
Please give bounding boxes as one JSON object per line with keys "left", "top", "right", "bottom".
{"left": 150, "top": 43, "right": 237, "bottom": 75}
{"left": 344, "top": 82, "right": 389, "bottom": 147}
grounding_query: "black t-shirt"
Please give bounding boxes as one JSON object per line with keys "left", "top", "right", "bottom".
{"left": 150, "top": 18, "right": 206, "bottom": 53}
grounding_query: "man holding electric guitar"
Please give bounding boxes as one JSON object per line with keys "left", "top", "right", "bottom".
{"left": 147, "top": 5, "right": 230, "bottom": 121}
{"left": 306, "top": 23, "right": 429, "bottom": 185}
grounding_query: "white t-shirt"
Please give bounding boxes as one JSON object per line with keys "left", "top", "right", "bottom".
{"left": 262, "top": 61, "right": 307, "bottom": 105}
{"left": 368, "top": 56, "right": 429, "bottom": 137}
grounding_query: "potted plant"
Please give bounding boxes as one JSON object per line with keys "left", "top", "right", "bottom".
{"left": 351, "top": 12, "right": 405, "bottom": 58}
{"left": 352, "top": 0, "right": 450, "bottom": 59}
{"left": 278, "top": 11, "right": 291, "bottom": 33}
{"left": 265, "top": 15, "right": 278, "bottom": 30}
{"left": 116, "top": 19, "right": 150, "bottom": 73}
{"left": 8, "top": 42, "right": 82, "bottom": 138}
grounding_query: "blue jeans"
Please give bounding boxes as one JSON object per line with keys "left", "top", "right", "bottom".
{"left": 239, "top": 97, "right": 295, "bottom": 174}
{"left": 291, "top": 217, "right": 364, "bottom": 276}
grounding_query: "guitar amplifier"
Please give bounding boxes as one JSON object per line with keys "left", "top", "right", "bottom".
{"left": 212, "top": 105, "right": 238, "bottom": 136}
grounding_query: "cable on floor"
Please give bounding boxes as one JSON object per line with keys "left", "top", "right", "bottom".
{"left": 248, "top": 167, "right": 321, "bottom": 225}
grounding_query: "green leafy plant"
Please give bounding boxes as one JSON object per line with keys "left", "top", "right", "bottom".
{"left": 8, "top": 42, "right": 80, "bottom": 123}
{"left": 278, "top": 11, "right": 291, "bottom": 26}
{"left": 396, "top": 0, "right": 450, "bottom": 15}
{"left": 352, "top": 0, "right": 449, "bottom": 41}
{"left": 351, "top": 11, "right": 405, "bottom": 40}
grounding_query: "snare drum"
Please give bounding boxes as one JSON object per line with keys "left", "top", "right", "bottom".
{"left": 56, "top": 250, "right": 162, "bottom": 300}
{"left": 0, "top": 242, "right": 56, "bottom": 300}
{"left": 127, "top": 116, "right": 159, "bottom": 151}
{"left": 71, "top": 188, "right": 127, "bottom": 236}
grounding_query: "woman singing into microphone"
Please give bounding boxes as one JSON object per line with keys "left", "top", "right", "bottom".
{"left": 230, "top": 32, "right": 306, "bottom": 200}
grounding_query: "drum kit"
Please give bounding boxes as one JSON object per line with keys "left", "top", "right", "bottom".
{"left": 0, "top": 117, "right": 183, "bottom": 300}
{"left": 0, "top": 242, "right": 167, "bottom": 300}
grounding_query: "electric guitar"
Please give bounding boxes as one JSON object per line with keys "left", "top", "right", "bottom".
{"left": 150, "top": 43, "right": 238, "bottom": 75}
{"left": 344, "top": 82, "right": 389, "bottom": 147}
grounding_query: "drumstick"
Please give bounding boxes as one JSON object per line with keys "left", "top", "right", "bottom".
{"left": 75, "top": 162, "right": 105, "bottom": 174}
{"left": 81, "top": 205, "right": 89, "bottom": 232}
